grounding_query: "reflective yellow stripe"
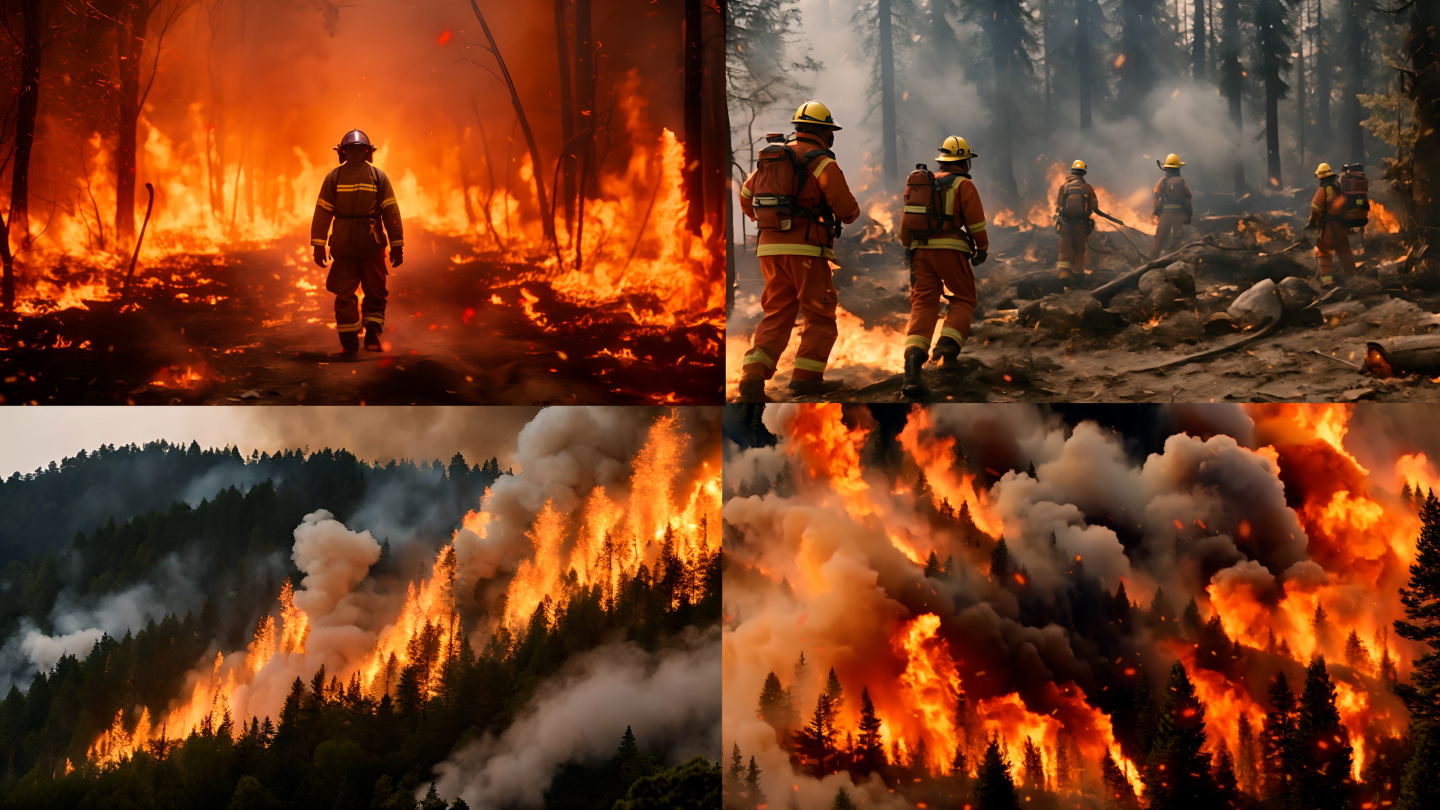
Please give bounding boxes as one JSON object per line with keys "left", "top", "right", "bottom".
{"left": 363, "top": 314, "right": 385, "bottom": 324}
{"left": 337, "top": 321, "right": 361, "bottom": 332}
{"left": 968, "top": 221, "right": 986, "bottom": 232}
{"left": 793, "top": 357, "right": 827, "bottom": 372}
{"left": 904, "top": 335, "right": 930, "bottom": 350}
{"left": 316, "top": 198, "right": 334, "bottom": 211}
{"left": 311, "top": 238, "right": 328, "bottom": 246}
{"left": 756, "top": 243, "right": 837, "bottom": 260}
{"left": 382, "top": 197, "right": 398, "bottom": 208}
{"left": 336, "top": 184, "right": 379, "bottom": 192}
{"left": 741, "top": 187, "right": 754, "bottom": 199}
{"left": 742, "top": 348, "right": 776, "bottom": 369}
{"left": 940, "top": 327, "right": 966, "bottom": 345}
{"left": 1057, "top": 260, "right": 1072, "bottom": 268}
{"left": 1311, "top": 203, "right": 1324, "bottom": 212}
{"left": 389, "top": 240, "right": 404, "bottom": 247}
{"left": 811, "top": 157, "right": 834, "bottom": 179}
{"left": 903, "top": 205, "right": 929, "bottom": 214}
{"left": 912, "top": 238, "right": 971, "bottom": 253}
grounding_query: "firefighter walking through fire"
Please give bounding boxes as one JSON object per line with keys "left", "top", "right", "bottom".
{"left": 311, "top": 129, "right": 405, "bottom": 356}
{"left": 1151, "top": 153, "right": 1192, "bottom": 257}
{"left": 897, "top": 136, "right": 989, "bottom": 400}
{"left": 1306, "top": 162, "right": 1369, "bottom": 287}
{"left": 1054, "top": 159, "right": 1100, "bottom": 283}
{"left": 736, "top": 101, "right": 861, "bottom": 403}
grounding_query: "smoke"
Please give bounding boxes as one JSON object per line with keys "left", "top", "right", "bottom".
{"left": 290, "top": 510, "right": 383, "bottom": 620}
{"left": 430, "top": 626, "right": 721, "bottom": 808}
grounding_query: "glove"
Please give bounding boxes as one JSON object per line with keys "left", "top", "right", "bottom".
{"left": 972, "top": 249, "right": 988, "bottom": 266}
{"left": 313, "top": 245, "right": 328, "bottom": 267}
{"left": 390, "top": 245, "right": 404, "bottom": 267}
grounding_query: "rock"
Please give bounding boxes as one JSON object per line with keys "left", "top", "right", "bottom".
{"left": 1034, "top": 293, "right": 1125, "bottom": 337}
{"left": 1150, "top": 310, "right": 1203, "bottom": 347}
{"left": 1226, "top": 278, "right": 1283, "bottom": 328}
{"left": 1162, "top": 262, "right": 1197, "bottom": 296}
{"left": 1344, "top": 273, "right": 1383, "bottom": 298}
{"left": 1018, "top": 299, "right": 1044, "bottom": 327}
{"left": 1138, "top": 269, "right": 1170, "bottom": 295}
{"left": 1252, "top": 253, "right": 1309, "bottom": 283}
{"left": 1016, "top": 271, "right": 1067, "bottom": 300}
{"left": 240, "top": 389, "right": 262, "bottom": 399}
{"left": 1340, "top": 388, "right": 1376, "bottom": 402}
{"left": 1187, "top": 245, "right": 1253, "bottom": 283}
{"left": 1106, "top": 289, "right": 1149, "bottom": 323}
{"left": 1148, "top": 282, "right": 1186, "bottom": 312}
{"left": 1204, "top": 312, "right": 1239, "bottom": 336}
{"left": 1275, "top": 276, "right": 1318, "bottom": 315}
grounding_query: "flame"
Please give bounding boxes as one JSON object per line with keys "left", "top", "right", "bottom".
{"left": 1369, "top": 201, "right": 1400, "bottom": 234}
{"left": 897, "top": 405, "right": 1003, "bottom": 536}
{"left": 895, "top": 614, "right": 965, "bottom": 773}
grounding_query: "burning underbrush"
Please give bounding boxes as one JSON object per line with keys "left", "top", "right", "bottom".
{"left": 726, "top": 181, "right": 1439, "bottom": 403}
{"left": 722, "top": 403, "right": 1430, "bottom": 809}
{"left": 84, "top": 410, "right": 721, "bottom": 781}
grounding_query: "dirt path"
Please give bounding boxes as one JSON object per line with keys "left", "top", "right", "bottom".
{"left": 1, "top": 230, "right": 719, "bottom": 405}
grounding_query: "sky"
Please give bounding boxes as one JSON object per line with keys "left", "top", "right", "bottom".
{"left": 0, "top": 407, "right": 542, "bottom": 478}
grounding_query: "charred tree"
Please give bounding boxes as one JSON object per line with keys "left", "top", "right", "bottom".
{"left": 1192, "top": 0, "right": 1206, "bottom": 81}
{"left": 685, "top": 0, "right": 705, "bottom": 234}
{"left": 8, "top": 0, "right": 47, "bottom": 251}
{"left": 1341, "top": 0, "right": 1365, "bottom": 163}
{"left": 575, "top": 0, "right": 597, "bottom": 199}
{"left": 555, "top": 0, "right": 576, "bottom": 232}
{"left": 1113, "top": 0, "right": 1173, "bottom": 119}
{"left": 1297, "top": 1, "right": 1309, "bottom": 171}
{"left": 1220, "top": 0, "right": 1247, "bottom": 193}
{"left": 1255, "top": 0, "right": 1296, "bottom": 187}
{"left": 1074, "top": 0, "right": 1109, "bottom": 131}
{"left": 1402, "top": 1, "right": 1440, "bottom": 258}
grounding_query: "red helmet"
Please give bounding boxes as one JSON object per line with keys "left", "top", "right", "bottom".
{"left": 334, "top": 129, "right": 374, "bottom": 162}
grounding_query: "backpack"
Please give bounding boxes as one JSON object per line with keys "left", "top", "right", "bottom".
{"left": 902, "top": 164, "right": 962, "bottom": 239}
{"left": 1337, "top": 164, "right": 1370, "bottom": 228}
{"left": 1162, "top": 176, "right": 1187, "bottom": 203}
{"left": 1060, "top": 178, "right": 1090, "bottom": 219}
{"left": 750, "top": 134, "right": 834, "bottom": 234}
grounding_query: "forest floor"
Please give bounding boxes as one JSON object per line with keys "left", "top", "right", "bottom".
{"left": 0, "top": 228, "right": 720, "bottom": 405}
{"left": 726, "top": 193, "right": 1440, "bottom": 404}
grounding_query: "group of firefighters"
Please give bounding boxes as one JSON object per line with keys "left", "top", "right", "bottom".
{"left": 735, "top": 100, "right": 1368, "bottom": 403}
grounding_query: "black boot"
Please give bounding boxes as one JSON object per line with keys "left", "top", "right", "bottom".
{"left": 364, "top": 323, "right": 383, "bottom": 352}
{"left": 337, "top": 330, "right": 360, "bottom": 356}
{"left": 737, "top": 376, "right": 767, "bottom": 403}
{"left": 787, "top": 378, "right": 844, "bottom": 396}
{"left": 931, "top": 336, "right": 965, "bottom": 373}
{"left": 901, "top": 348, "right": 928, "bottom": 400}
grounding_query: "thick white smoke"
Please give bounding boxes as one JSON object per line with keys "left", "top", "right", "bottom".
{"left": 290, "top": 509, "right": 383, "bottom": 620}
{"left": 430, "top": 626, "right": 722, "bottom": 808}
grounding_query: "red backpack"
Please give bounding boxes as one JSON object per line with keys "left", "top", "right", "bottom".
{"left": 750, "top": 134, "right": 833, "bottom": 234}
{"left": 901, "top": 164, "right": 963, "bottom": 240}
{"left": 1059, "top": 178, "right": 1090, "bottom": 219}
{"left": 1337, "top": 164, "right": 1370, "bottom": 228}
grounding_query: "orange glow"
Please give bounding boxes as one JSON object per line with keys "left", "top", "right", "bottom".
{"left": 896, "top": 406, "right": 1003, "bottom": 536}
{"left": 895, "top": 614, "right": 965, "bottom": 774}
{"left": 1369, "top": 201, "right": 1400, "bottom": 234}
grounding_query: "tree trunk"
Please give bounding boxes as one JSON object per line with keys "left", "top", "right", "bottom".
{"left": 1266, "top": 79, "right": 1282, "bottom": 187}
{"left": 1344, "top": 0, "right": 1365, "bottom": 163}
{"left": 684, "top": 0, "right": 704, "bottom": 234}
{"left": 704, "top": 0, "right": 729, "bottom": 268}
{"left": 575, "top": 0, "right": 597, "bottom": 199}
{"left": 555, "top": 0, "right": 576, "bottom": 233}
{"left": 1407, "top": 0, "right": 1440, "bottom": 254}
{"left": 992, "top": 45, "right": 1018, "bottom": 196}
{"left": 115, "top": 3, "right": 148, "bottom": 249}
{"left": 877, "top": 0, "right": 898, "bottom": 190}
{"left": 1315, "top": 0, "right": 1330, "bottom": 149}
{"left": 1078, "top": 2, "right": 1092, "bottom": 130}
{"left": 10, "top": 0, "right": 43, "bottom": 252}
{"left": 1192, "top": 0, "right": 1206, "bottom": 81}
{"left": 1296, "top": 6, "right": 1307, "bottom": 173}
{"left": 1222, "top": 0, "right": 1245, "bottom": 194}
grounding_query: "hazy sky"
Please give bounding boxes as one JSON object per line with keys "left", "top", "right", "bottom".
{"left": 0, "top": 407, "right": 542, "bottom": 478}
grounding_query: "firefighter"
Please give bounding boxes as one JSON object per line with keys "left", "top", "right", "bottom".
{"left": 1055, "top": 160, "right": 1099, "bottom": 283}
{"left": 1305, "top": 163, "right": 1356, "bottom": 287}
{"left": 899, "top": 136, "right": 989, "bottom": 400}
{"left": 1151, "top": 153, "right": 1192, "bottom": 257}
{"left": 311, "top": 129, "right": 404, "bottom": 356}
{"left": 736, "top": 101, "right": 860, "bottom": 402}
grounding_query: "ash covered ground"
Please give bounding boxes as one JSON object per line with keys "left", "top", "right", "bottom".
{"left": 0, "top": 229, "right": 720, "bottom": 405}
{"left": 727, "top": 191, "right": 1440, "bottom": 404}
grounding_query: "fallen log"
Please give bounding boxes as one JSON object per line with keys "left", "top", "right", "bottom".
{"left": 1364, "top": 335, "right": 1440, "bottom": 378}
{"left": 1089, "top": 239, "right": 1212, "bottom": 304}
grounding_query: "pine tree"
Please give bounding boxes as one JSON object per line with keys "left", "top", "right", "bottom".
{"left": 991, "top": 537, "right": 1011, "bottom": 582}
{"left": 965, "top": 0, "right": 1035, "bottom": 197}
{"left": 1313, "top": 603, "right": 1332, "bottom": 655}
{"left": 1295, "top": 656, "right": 1354, "bottom": 810}
{"left": 1149, "top": 589, "right": 1176, "bottom": 635}
{"left": 1255, "top": 0, "right": 1297, "bottom": 186}
{"left": 1214, "top": 745, "right": 1240, "bottom": 809}
{"left": 1397, "top": 489, "right": 1440, "bottom": 723}
{"left": 856, "top": 687, "right": 886, "bottom": 774}
{"left": 757, "top": 671, "right": 795, "bottom": 733}
{"left": 1113, "top": 581, "right": 1132, "bottom": 626}
{"left": 914, "top": 734, "right": 930, "bottom": 776}
{"left": 924, "top": 551, "right": 942, "bottom": 578}
{"left": 1113, "top": 0, "right": 1176, "bottom": 118}
{"left": 822, "top": 667, "right": 844, "bottom": 716}
{"left": 1261, "top": 672, "right": 1300, "bottom": 803}
{"left": 1022, "top": 736, "right": 1044, "bottom": 789}
{"left": 1134, "top": 665, "right": 1160, "bottom": 758}
{"left": 1398, "top": 720, "right": 1440, "bottom": 810}
{"left": 744, "top": 756, "right": 766, "bottom": 810}
{"left": 1220, "top": 0, "right": 1247, "bottom": 193}
{"left": 974, "top": 733, "right": 1020, "bottom": 810}
{"left": 1344, "top": 629, "right": 1371, "bottom": 673}
{"left": 1054, "top": 729, "right": 1073, "bottom": 791}
{"left": 1235, "top": 713, "right": 1259, "bottom": 796}
{"left": 1102, "top": 748, "right": 1139, "bottom": 808}
{"left": 1144, "top": 662, "right": 1215, "bottom": 809}
{"left": 1181, "top": 598, "right": 1203, "bottom": 637}
{"left": 724, "top": 743, "right": 745, "bottom": 809}
{"left": 793, "top": 688, "right": 839, "bottom": 775}
{"left": 830, "top": 787, "right": 858, "bottom": 810}
{"left": 1196, "top": 615, "right": 1233, "bottom": 672}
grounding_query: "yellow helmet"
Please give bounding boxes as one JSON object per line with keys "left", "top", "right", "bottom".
{"left": 1315, "top": 162, "right": 1335, "bottom": 178}
{"left": 937, "top": 135, "right": 976, "bottom": 162}
{"left": 791, "top": 100, "right": 842, "bottom": 130}
{"left": 1071, "top": 159, "right": 1088, "bottom": 172}
{"left": 1162, "top": 153, "right": 1186, "bottom": 169}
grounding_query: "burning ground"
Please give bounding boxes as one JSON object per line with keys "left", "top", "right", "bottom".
{"left": 721, "top": 403, "right": 1439, "bottom": 809}
{"left": 0, "top": 1, "right": 723, "bottom": 405}
{"left": 0, "top": 406, "right": 722, "bottom": 808}
{"left": 727, "top": 173, "right": 1440, "bottom": 404}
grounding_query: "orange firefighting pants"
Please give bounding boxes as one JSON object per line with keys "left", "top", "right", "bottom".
{"left": 1315, "top": 222, "right": 1356, "bottom": 281}
{"left": 1057, "top": 219, "right": 1093, "bottom": 278}
{"left": 1152, "top": 210, "right": 1187, "bottom": 257}
{"left": 327, "top": 256, "right": 388, "bottom": 333}
{"left": 741, "top": 254, "right": 838, "bottom": 382}
{"left": 905, "top": 249, "right": 977, "bottom": 352}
